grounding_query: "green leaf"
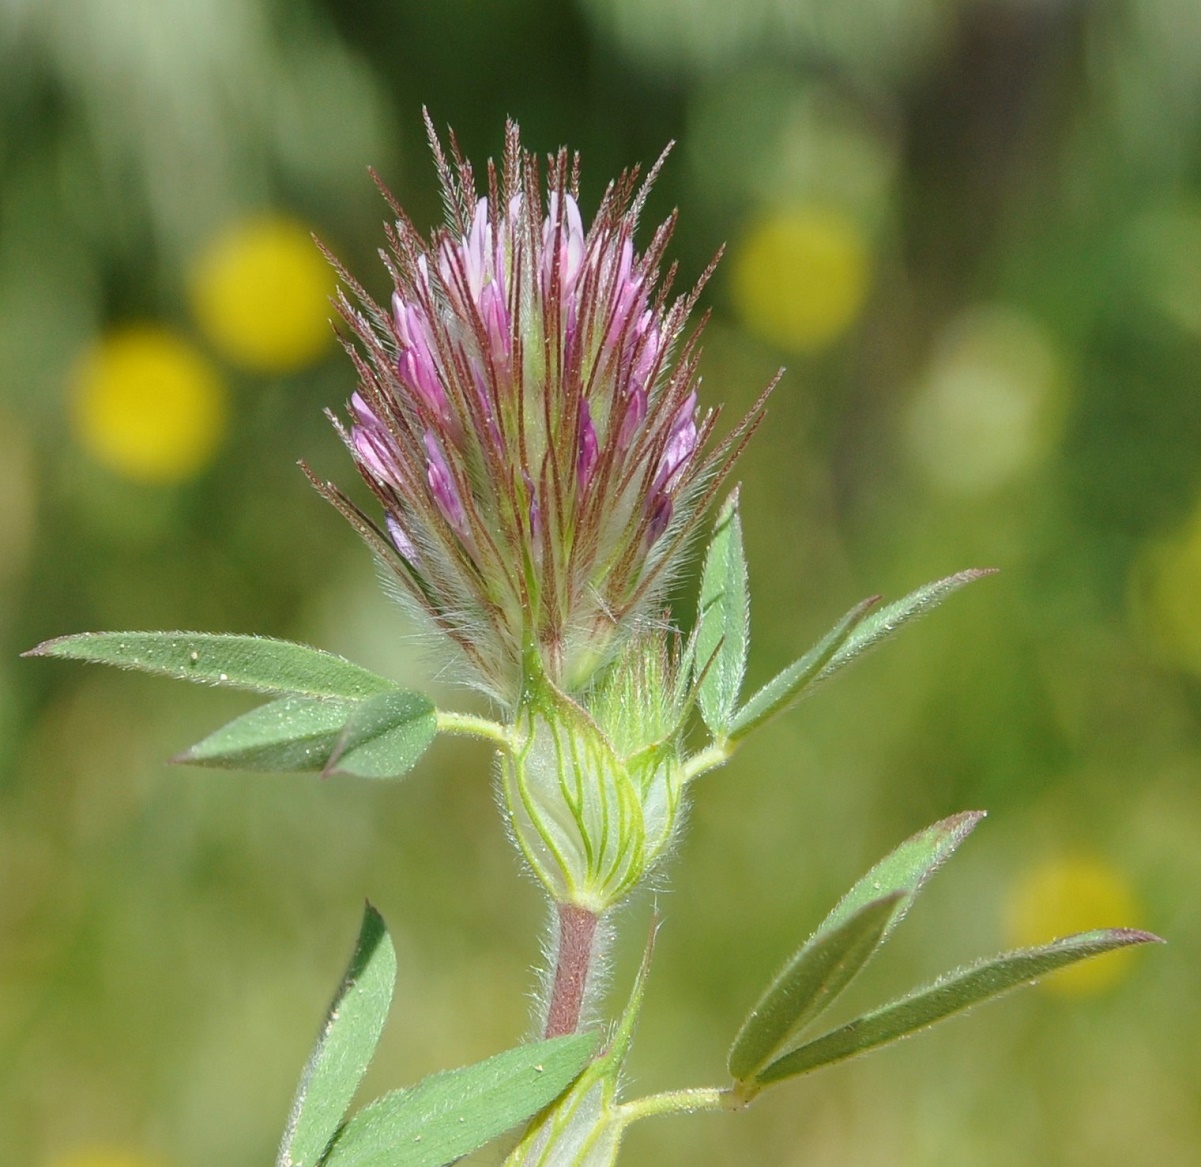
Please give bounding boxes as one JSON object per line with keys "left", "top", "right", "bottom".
{"left": 319, "top": 1032, "right": 598, "bottom": 1167}
{"left": 728, "top": 894, "right": 901, "bottom": 1082}
{"left": 728, "top": 813, "right": 986, "bottom": 1083}
{"left": 753, "top": 929, "right": 1162, "bottom": 1087}
{"left": 727, "top": 596, "right": 878, "bottom": 740}
{"left": 326, "top": 690, "right": 438, "bottom": 779}
{"left": 820, "top": 811, "right": 986, "bottom": 944}
{"left": 175, "top": 690, "right": 437, "bottom": 779}
{"left": 278, "top": 904, "right": 397, "bottom": 1167}
{"left": 174, "top": 696, "right": 358, "bottom": 773}
{"left": 813, "top": 569, "right": 996, "bottom": 686}
{"left": 25, "top": 631, "right": 399, "bottom": 700}
{"left": 695, "top": 489, "right": 749, "bottom": 736}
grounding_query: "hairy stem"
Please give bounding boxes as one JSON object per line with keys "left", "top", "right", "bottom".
{"left": 545, "top": 903, "right": 601, "bottom": 1038}
{"left": 617, "top": 1086, "right": 732, "bottom": 1127}
{"left": 682, "top": 739, "right": 733, "bottom": 783}
{"left": 435, "top": 709, "right": 513, "bottom": 746}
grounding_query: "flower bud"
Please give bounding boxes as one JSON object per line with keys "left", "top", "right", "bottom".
{"left": 503, "top": 632, "right": 685, "bottom": 911}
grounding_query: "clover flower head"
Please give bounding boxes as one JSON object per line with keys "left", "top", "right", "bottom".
{"left": 316, "top": 115, "right": 766, "bottom": 708}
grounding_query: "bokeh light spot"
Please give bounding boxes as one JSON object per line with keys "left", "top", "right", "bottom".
{"left": 1004, "top": 855, "right": 1142, "bottom": 996}
{"left": 71, "top": 326, "right": 227, "bottom": 484}
{"left": 1131, "top": 502, "right": 1201, "bottom": 676}
{"left": 1128, "top": 205, "right": 1201, "bottom": 336}
{"left": 905, "top": 304, "right": 1061, "bottom": 497}
{"left": 189, "top": 216, "right": 333, "bottom": 373}
{"left": 730, "top": 207, "right": 870, "bottom": 353}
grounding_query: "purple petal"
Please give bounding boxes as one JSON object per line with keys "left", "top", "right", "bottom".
{"left": 478, "top": 279, "right": 511, "bottom": 362}
{"left": 524, "top": 470, "right": 542, "bottom": 547}
{"left": 386, "top": 514, "right": 418, "bottom": 561}
{"left": 392, "top": 296, "right": 448, "bottom": 418}
{"left": 543, "top": 191, "right": 586, "bottom": 301}
{"left": 424, "top": 431, "right": 466, "bottom": 534}
{"left": 602, "top": 240, "right": 643, "bottom": 351}
{"left": 577, "top": 400, "right": 599, "bottom": 491}
{"left": 463, "top": 197, "right": 491, "bottom": 296}
{"left": 646, "top": 493, "right": 673, "bottom": 544}
{"left": 654, "top": 390, "right": 698, "bottom": 495}
{"left": 630, "top": 313, "right": 661, "bottom": 394}
{"left": 350, "top": 393, "right": 400, "bottom": 484}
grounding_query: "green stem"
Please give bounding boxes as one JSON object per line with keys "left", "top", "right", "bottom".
{"left": 681, "top": 739, "right": 734, "bottom": 784}
{"left": 435, "top": 709, "right": 513, "bottom": 747}
{"left": 617, "top": 1086, "right": 732, "bottom": 1128}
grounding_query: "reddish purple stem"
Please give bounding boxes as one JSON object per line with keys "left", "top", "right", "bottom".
{"left": 544, "top": 903, "right": 600, "bottom": 1038}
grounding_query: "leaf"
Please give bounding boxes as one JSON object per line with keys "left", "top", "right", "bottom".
{"left": 318, "top": 1032, "right": 599, "bottom": 1167}
{"left": 728, "top": 814, "right": 986, "bottom": 1083}
{"left": 174, "top": 690, "right": 437, "bottom": 779}
{"left": 820, "top": 811, "right": 986, "bottom": 944}
{"left": 695, "top": 490, "right": 749, "bottom": 737}
{"left": 727, "top": 596, "right": 878, "bottom": 741}
{"left": 326, "top": 691, "right": 439, "bottom": 779}
{"left": 278, "top": 904, "right": 397, "bottom": 1167}
{"left": 753, "top": 929, "right": 1162, "bottom": 1087}
{"left": 728, "top": 894, "right": 901, "bottom": 1082}
{"left": 813, "top": 569, "right": 996, "bottom": 686}
{"left": 25, "top": 631, "right": 398, "bottom": 700}
{"left": 174, "top": 696, "right": 358, "bottom": 773}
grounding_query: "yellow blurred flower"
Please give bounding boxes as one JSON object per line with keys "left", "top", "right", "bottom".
{"left": 189, "top": 216, "right": 334, "bottom": 373}
{"left": 730, "top": 206, "right": 869, "bottom": 353}
{"left": 71, "top": 326, "right": 227, "bottom": 484}
{"left": 1004, "top": 855, "right": 1142, "bottom": 996}
{"left": 1132, "top": 502, "right": 1201, "bottom": 676}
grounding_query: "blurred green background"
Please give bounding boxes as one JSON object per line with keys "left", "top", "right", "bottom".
{"left": 2, "top": 1, "right": 1199, "bottom": 1164}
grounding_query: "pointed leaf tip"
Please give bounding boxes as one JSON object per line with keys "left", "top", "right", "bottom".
{"left": 174, "top": 696, "right": 358, "bottom": 774}
{"left": 814, "top": 569, "right": 996, "bottom": 685}
{"left": 821, "top": 810, "right": 988, "bottom": 942}
{"left": 726, "top": 567, "right": 995, "bottom": 743}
